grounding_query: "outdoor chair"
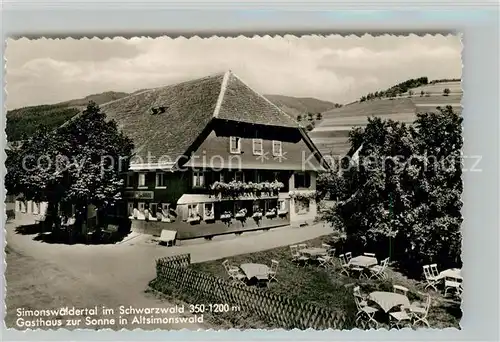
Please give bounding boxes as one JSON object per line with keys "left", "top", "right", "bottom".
{"left": 290, "top": 245, "right": 309, "bottom": 266}
{"left": 393, "top": 284, "right": 409, "bottom": 296}
{"left": 231, "top": 271, "right": 247, "bottom": 284}
{"left": 444, "top": 276, "right": 462, "bottom": 297}
{"left": 364, "top": 252, "right": 376, "bottom": 257}
{"left": 297, "top": 243, "right": 308, "bottom": 251}
{"left": 268, "top": 260, "right": 279, "bottom": 282}
{"left": 317, "top": 254, "right": 334, "bottom": 268}
{"left": 410, "top": 294, "right": 432, "bottom": 328}
{"left": 369, "top": 257, "right": 389, "bottom": 280}
{"left": 321, "top": 243, "right": 336, "bottom": 257}
{"left": 389, "top": 307, "right": 412, "bottom": 329}
{"left": 430, "top": 264, "right": 440, "bottom": 277}
{"left": 339, "top": 254, "right": 350, "bottom": 276}
{"left": 222, "top": 259, "right": 240, "bottom": 279}
{"left": 353, "top": 286, "right": 379, "bottom": 329}
{"left": 422, "top": 265, "right": 439, "bottom": 291}
{"left": 345, "top": 252, "right": 353, "bottom": 262}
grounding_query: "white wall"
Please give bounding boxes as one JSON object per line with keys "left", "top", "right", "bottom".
{"left": 288, "top": 171, "right": 318, "bottom": 225}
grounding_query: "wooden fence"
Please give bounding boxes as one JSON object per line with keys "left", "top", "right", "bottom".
{"left": 154, "top": 254, "right": 352, "bottom": 330}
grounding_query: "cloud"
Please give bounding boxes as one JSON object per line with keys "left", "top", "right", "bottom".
{"left": 5, "top": 35, "right": 462, "bottom": 109}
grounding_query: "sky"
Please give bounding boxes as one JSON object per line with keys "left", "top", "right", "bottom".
{"left": 6, "top": 34, "right": 462, "bottom": 110}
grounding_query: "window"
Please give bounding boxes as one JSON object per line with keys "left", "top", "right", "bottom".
{"left": 252, "top": 138, "right": 263, "bottom": 155}
{"left": 254, "top": 171, "right": 261, "bottom": 183}
{"left": 138, "top": 173, "right": 146, "bottom": 188}
{"left": 230, "top": 136, "right": 241, "bottom": 154}
{"left": 127, "top": 202, "right": 134, "bottom": 217}
{"left": 150, "top": 203, "right": 158, "bottom": 215}
{"left": 126, "top": 173, "right": 134, "bottom": 188}
{"left": 278, "top": 200, "right": 286, "bottom": 211}
{"left": 161, "top": 203, "right": 170, "bottom": 213}
{"left": 137, "top": 202, "right": 146, "bottom": 220}
{"left": 234, "top": 171, "right": 244, "bottom": 182}
{"left": 188, "top": 204, "right": 200, "bottom": 218}
{"left": 204, "top": 203, "right": 215, "bottom": 220}
{"left": 32, "top": 202, "right": 39, "bottom": 215}
{"left": 252, "top": 200, "right": 262, "bottom": 213}
{"left": 272, "top": 140, "right": 282, "bottom": 156}
{"left": 273, "top": 171, "right": 280, "bottom": 181}
{"left": 193, "top": 171, "right": 205, "bottom": 188}
{"left": 294, "top": 172, "right": 311, "bottom": 189}
{"left": 156, "top": 172, "right": 167, "bottom": 188}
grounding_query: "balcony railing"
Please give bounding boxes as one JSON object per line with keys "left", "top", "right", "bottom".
{"left": 210, "top": 180, "right": 285, "bottom": 199}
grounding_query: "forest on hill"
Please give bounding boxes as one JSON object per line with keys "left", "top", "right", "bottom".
{"left": 359, "top": 77, "right": 461, "bottom": 102}
{"left": 7, "top": 91, "right": 337, "bottom": 141}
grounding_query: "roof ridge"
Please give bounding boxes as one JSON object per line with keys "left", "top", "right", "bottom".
{"left": 229, "top": 72, "right": 299, "bottom": 127}
{"left": 213, "top": 71, "right": 231, "bottom": 118}
{"left": 101, "top": 72, "right": 229, "bottom": 110}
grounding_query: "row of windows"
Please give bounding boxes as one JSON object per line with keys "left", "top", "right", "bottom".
{"left": 126, "top": 171, "right": 310, "bottom": 190}
{"left": 126, "top": 172, "right": 167, "bottom": 188}
{"left": 229, "top": 136, "right": 283, "bottom": 156}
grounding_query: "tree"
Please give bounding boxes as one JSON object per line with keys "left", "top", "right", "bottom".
{"left": 408, "top": 90, "right": 414, "bottom": 97}
{"left": 443, "top": 88, "right": 451, "bottom": 96}
{"left": 307, "top": 112, "right": 314, "bottom": 121}
{"left": 297, "top": 115, "right": 302, "bottom": 122}
{"left": 306, "top": 122, "right": 315, "bottom": 131}
{"left": 6, "top": 101, "right": 134, "bottom": 236}
{"left": 322, "top": 106, "right": 462, "bottom": 276}
{"left": 420, "top": 90, "right": 425, "bottom": 97}
{"left": 316, "top": 112, "right": 323, "bottom": 121}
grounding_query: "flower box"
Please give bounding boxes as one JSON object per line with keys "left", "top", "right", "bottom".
{"left": 187, "top": 216, "right": 201, "bottom": 223}
{"left": 210, "top": 180, "right": 285, "bottom": 198}
{"left": 252, "top": 212, "right": 263, "bottom": 219}
{"left": 220, "top": 213, "right": 231, "bottom": 219}
{"left": 278, "top": 210, "right": 288, "bottom": 218}
{"left": 265, "top": 211, "right": 277, "bottom": 218}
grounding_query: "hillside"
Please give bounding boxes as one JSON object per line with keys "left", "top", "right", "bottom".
{"left": 6, "top": 91, "right": 130, "bottom": 142}
{"left": 264, "top": 95, "right": 340, "bottom": 119}
{"left": 310, "top": 90, "right": 462, "bottom": 157}
{"left": 61, "top": 91, "right": 129, "bottom": 108}
{"left": 6, "top": 90, "right": 335, "bottom": 142}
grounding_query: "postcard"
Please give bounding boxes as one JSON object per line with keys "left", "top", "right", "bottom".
{"left": 5, "top": 34, "right": 462, "bottom": 330}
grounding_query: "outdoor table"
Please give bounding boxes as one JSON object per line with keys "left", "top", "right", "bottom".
{"left": 349, "top": 255, "right": 378, "bottom": 268}
{"left": 240, "top": 263, "right": 270, "bottom": 281}
{"left": 301, "top": 247, "right": 328, "bottom": 257}
{"left": 436, "top": 268, "right": 462, "bottom": 281}
{"left": 369, "top": 291, "right": 410, "bottom": 313}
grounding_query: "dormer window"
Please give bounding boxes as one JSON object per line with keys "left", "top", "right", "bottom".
{"left": 272, "top": 140, "right": 282, "bottom": 156}
{"left": 252, "top": 139, "right": 263, "bottom": 155}
{"left": 230, "top": 136, "right": 241, "bottom": 154}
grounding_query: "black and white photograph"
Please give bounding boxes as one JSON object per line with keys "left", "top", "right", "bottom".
{"left": 5, "top": 34, "right": 463, "bottom": 330}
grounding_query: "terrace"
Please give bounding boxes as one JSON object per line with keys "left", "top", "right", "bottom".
{"left": 150, "top": 231, "right": 462, "bottom": 330}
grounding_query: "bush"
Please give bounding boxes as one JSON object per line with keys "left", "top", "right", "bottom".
{"left": 323, "top": 106, "right": 463, "bottom": 277}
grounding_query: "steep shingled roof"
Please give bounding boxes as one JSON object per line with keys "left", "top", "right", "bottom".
{"left": 99, "top": 71, "right": 298, "bottom": 164}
